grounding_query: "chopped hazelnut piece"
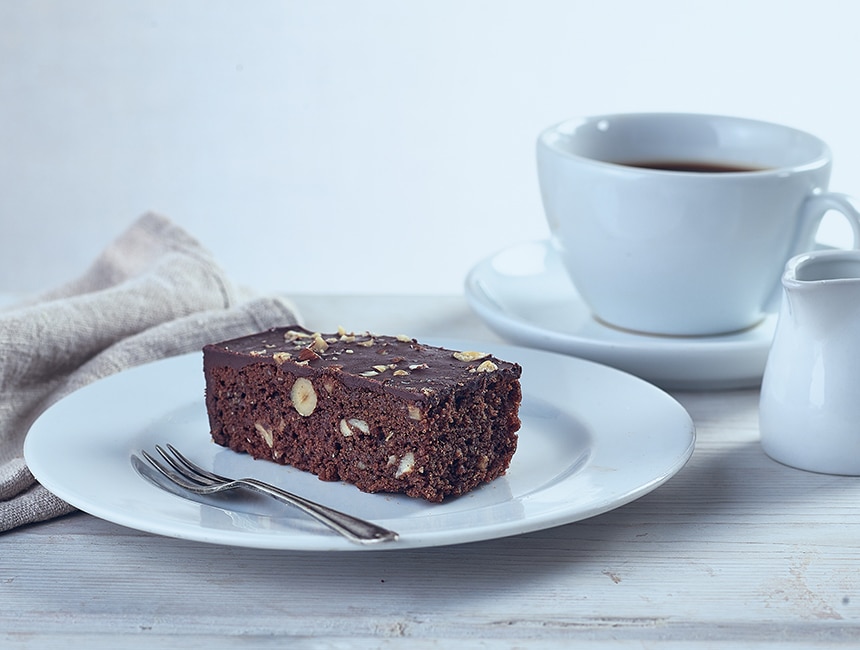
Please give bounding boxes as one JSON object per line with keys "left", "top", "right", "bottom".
{"left": 453, "top": 350, "right": 490, "bottom": 362}
{"left": 284, "top": 329, "right": 311, "bottom": 341}
{"left": 298, "top": 348, "right": 320, "bottom": 362}
{"left": 395, "top": 452, "right": 415, "bottom": 478}
{"left": 310, "top": 333, "right": 329, "bottom": 353}
{"left": 291, "top": 378, "right": 317, "bottom": 416}
{"left": 339, "top": 418, "right": 370, "bottom": 437}
{"left": 476, "top": 360, "right": 499, "bottom": 373}
{"left": 254, "top": 422, "right": 274, "bottom": 448}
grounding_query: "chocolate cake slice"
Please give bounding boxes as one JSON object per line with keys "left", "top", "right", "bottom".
{"left": 202, "top": 326, "right": 522, "bottom": 502}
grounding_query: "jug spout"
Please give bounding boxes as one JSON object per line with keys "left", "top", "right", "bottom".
{"left": 759, "top": 249, "right": 860, "bottom": 476}
{"left": 781, "top": 249, "right": 860, "bottom": 330}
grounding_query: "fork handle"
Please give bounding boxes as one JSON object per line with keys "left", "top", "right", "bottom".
{"left": 238, "top": 478, "right": 399, "bottom": 544}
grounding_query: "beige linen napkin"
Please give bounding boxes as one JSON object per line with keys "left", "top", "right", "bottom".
{"left": 0, "top": 212, "right": 300, "bottom": 532}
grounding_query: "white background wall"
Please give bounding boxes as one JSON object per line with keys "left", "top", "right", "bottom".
{"left": 2, "top": 0, "right": 860, "bottom": 296}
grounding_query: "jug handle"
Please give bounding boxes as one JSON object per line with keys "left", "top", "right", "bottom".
{"left": 765, "top": 191, "right": 860, "bottom": 311}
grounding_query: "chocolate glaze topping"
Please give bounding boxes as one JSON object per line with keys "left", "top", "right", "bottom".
{"left": 203, "top": 326, "right": 522, "bottom": 401}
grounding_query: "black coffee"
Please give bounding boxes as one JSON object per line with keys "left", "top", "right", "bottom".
{"left": 617, "top": 160, "right": 766, "bottom": 173}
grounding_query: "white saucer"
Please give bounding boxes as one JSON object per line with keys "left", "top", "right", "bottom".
{"left": 464, "top": 240, "right": 777, "bottom": 390}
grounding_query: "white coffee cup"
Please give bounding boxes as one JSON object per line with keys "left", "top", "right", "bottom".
{"left": 536, "top": 113, "right": 860, "bottom": 336}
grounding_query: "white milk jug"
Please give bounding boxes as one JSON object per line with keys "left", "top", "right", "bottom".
{"left": 760, "top": 249, "right": 860, "bottom": 474}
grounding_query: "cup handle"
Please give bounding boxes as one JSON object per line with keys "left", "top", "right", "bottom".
{"left": 792, "top": 191, "right": 860, "bottom": 254}
{"left": 765, "top": 192, "right": 860, "bottom": 312}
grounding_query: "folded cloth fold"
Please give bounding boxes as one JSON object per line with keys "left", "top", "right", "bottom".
{"left": 0, "top": 212, "right": 300, "bottom": 532}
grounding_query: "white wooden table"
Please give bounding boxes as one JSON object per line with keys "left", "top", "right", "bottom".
{"left": 3, "top": 295, "right": 859, "bottom": 648}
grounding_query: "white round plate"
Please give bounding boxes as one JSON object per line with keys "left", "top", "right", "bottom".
{"left": 24, "top": 339, "right": 695, "bottom": 551}
{"left": 465, "top": 240, "right": 777, "bottom": 390}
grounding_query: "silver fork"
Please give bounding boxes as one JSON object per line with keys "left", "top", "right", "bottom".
{"left": 136, "top": 444, "right": 399, "bottom": 545}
